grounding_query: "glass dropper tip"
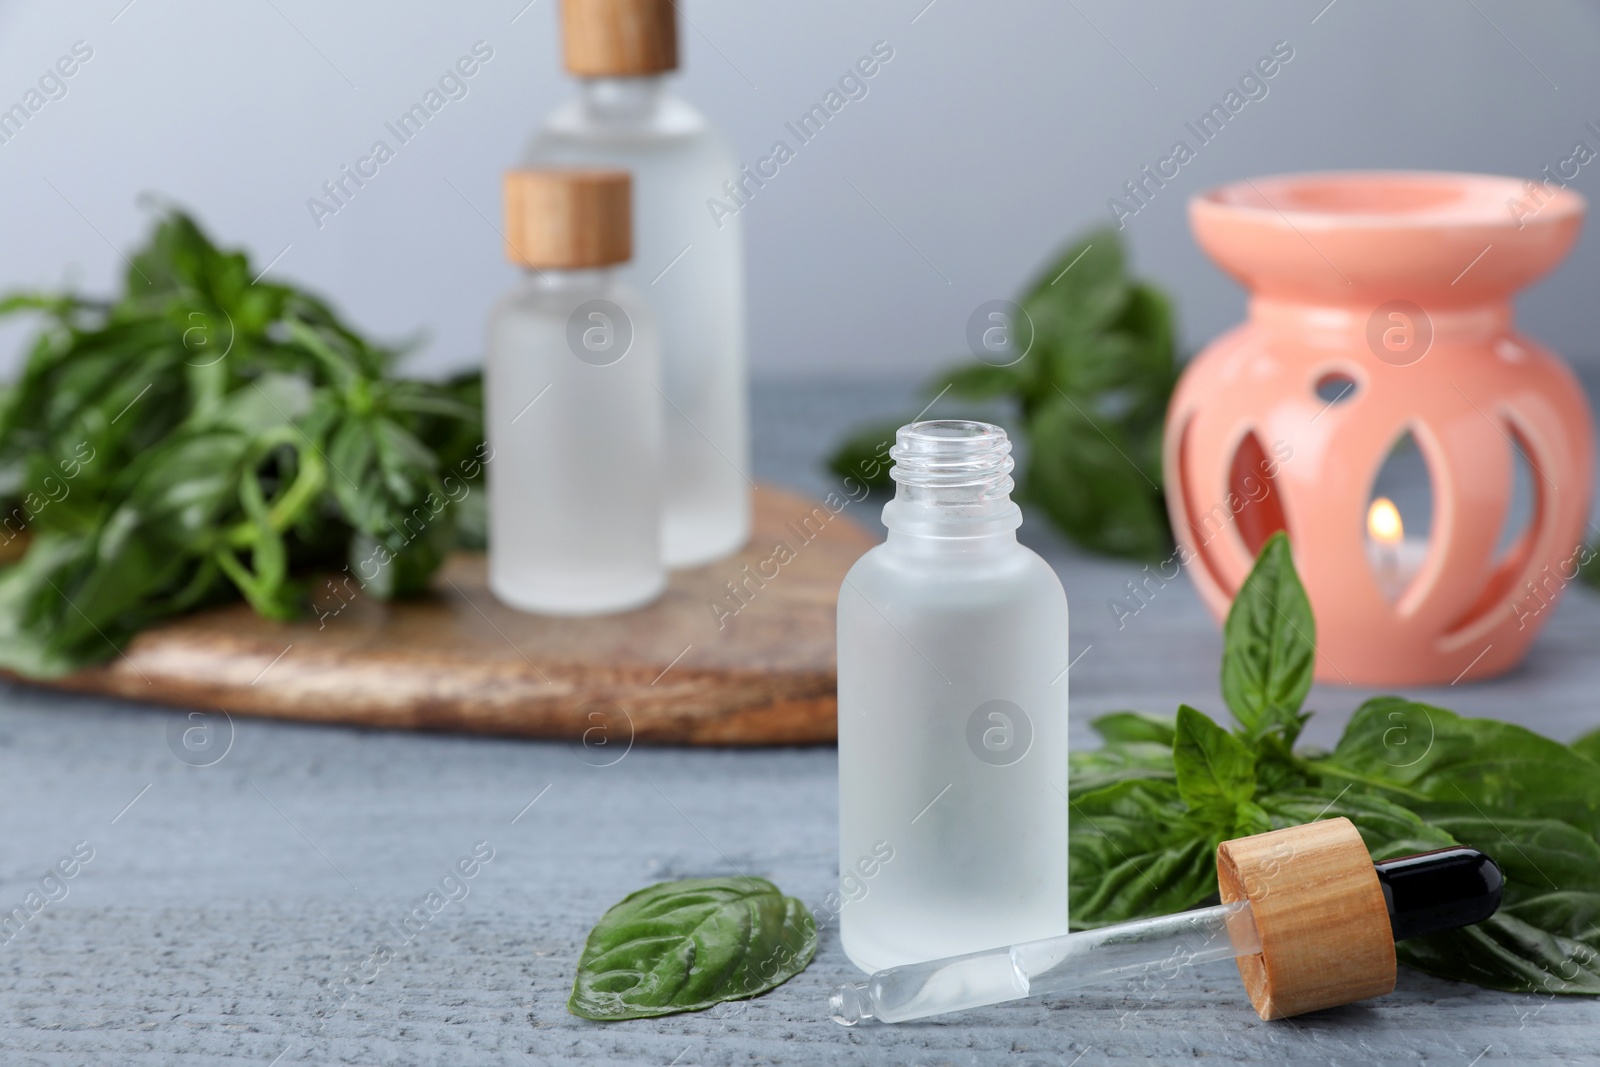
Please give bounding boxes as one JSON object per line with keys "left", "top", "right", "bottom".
{"left": 828, "top": 982, "right": 874, "bottom": 1026}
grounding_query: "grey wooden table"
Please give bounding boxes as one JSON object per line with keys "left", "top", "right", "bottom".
{"left": 2, "top": 380, "right": 1597, "bottom": 1066}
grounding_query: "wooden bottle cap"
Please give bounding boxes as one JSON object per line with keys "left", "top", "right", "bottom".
{"left": 503, "top": 169, "right": 632, "bottom": 269}
{"left": 1216, "top": 817, "right": 1396, "bottom": 1020}
{"left": 561, "top": 0, "right": 678, "bottom": 76}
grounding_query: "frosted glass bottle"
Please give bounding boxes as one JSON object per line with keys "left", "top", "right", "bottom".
{"left": 837, "top": 421, "right": 1070, "bottom": 973}
{"left": 486, "top": 170, "right": 664, "bottom": 615}
{"left": 524, "top": 7, "right": 749, "bottom": 568}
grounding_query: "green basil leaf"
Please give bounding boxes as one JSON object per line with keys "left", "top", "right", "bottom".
{"left": 407, "top": 369, "right": 486, "bottom": 477}
{"left": 1221, "top": 532, "right": 1314, "bottom": 745}
{"left": 1091, "top": 710, "right": 1176, "bottom": 746}
{"left": 1020, "top": 231, "right": 1129, "bottom": 332}
{"left": 928, "top": 362, "right": 1022, "bottom": 401}
{"left": 1037, "top": 330, "right": 1142, "bottom": 401}
{"left": 348, "top": 508, "right": 455, "bottom": 600}
{"left": 1325, "top": 698, "right": 1600, "bottom": 838}
{"left": 0, "top": 531, "right": 115, "bottom": 676}
{"left": 1400, "top": 913, "right": 1600, "bottom": 995}
{"left": 569, "top": 877, "right": 816, "bottom": 1021}
{"left": 1229, "top": 799, "right": 1272, "bottom": 836}
{"left": 1112, "top": 284, "right": 1177, "bottom": 385}
{"left": 1256, "top": 788, "right": 1455, "bottom": 858}
{"left": 1068, "top": 740, "right": 1175, "bottom": 798}
{"left": 1069, "top": 779, "right": 1220, "bottom": 928}
{"left": 1260, "top": 788, "right": 1600, "bottom": 994}
{"left": 1173, "top": 704, "right": 1256, "bottom": 812}
{"left": 1571, "top": 728, "right": 1600, "bottom": 766}
{"left": 1401, "top": 814, "right": 1600, "bottom": 994}
{"left": 1026, "top": 394, "right": 1170, "bottom": 560}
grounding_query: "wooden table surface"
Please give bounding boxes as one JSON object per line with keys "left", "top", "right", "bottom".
{"left": 1, "top": 380, "right": 1596, "bottom": 1065}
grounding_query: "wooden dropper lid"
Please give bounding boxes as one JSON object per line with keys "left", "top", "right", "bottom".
{"left": 561, "top": 0, "right": 678, "bottom": 76}
{"left": 1216, "top": 817, "right": 1397, "bottom": 1020}
{"left": 503, "top": 169, "right": 632, "bottom": 269}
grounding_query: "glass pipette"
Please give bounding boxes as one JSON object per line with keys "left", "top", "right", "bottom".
{"left": 831, "top": 844, "right": 1502, "bottom": 1026}
{"left": 831, "top": 898, "right": 1258, "bottom": 1025}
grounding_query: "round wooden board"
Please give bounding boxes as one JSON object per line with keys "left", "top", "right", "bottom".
{"left": 29, "top": 485, "right": 874, "bottom": 745}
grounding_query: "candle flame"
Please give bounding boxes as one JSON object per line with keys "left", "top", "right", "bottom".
{"left": 1368, "top": 497, "right": 1403, "bottom": 545}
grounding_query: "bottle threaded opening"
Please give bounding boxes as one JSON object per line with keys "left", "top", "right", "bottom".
{"left": 889, "top": 420, "right": 1015, "bottom": 493}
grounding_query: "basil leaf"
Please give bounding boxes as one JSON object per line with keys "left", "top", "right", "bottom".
{"left": 569, "top": 877, "right": 816, "bottom": 1021}
{"left": 1068, "top": 740, "right": 1175, "bottom": 798}
{"left": 1401, "top": 814, "right": 1600, "bottom": 994}
{"left": 1020, "top": 231, "right": 1129, "bottom": 333}
{"left": 1257, "top": 789, "right": 1456, "bottom": 858}
{"left": 1572, "top": 728, "right": 1600, "bottom": 766}
{"left": 1091, "top": 710, "right": 1176, "bottom": 746}
{"left": 1261, "top": 788, "right": 1600, "bottom": 994}
{"left": 1221, "top": 531, "right": 1314, "bottom": 745}
{"left": 1325, "top": 698, "right": 1600, "bottom": 838}
{"left": 1173, "top": 704, "right": 1256, "bottom": 812}
{"left": 1427, "top": 812, "right": 1600, "bottom": 921}
{"left": 1231, "top": 799, "right": 1275, "bottom": 836}
{"left": 1401, "top": 913, "right": 1600, "bottom": 995}
{"left": 1069, "top": 779, "right": 1220, "bottom": 928}
{"left": 929, "top": 362, "right": 1023, "bottom": 401}
{"left": 1027, "top": 394, "right": 1170, "bottom": 560}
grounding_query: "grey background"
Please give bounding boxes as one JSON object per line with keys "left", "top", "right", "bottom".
{"left": 0, "top": 0, "right": 1599, "bottom": 381}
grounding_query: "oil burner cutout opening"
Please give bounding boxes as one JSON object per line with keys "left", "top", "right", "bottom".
{"left": 1444, "top": 422, "right": 1543, "bottom": 640}
{"left": 1365, "top": 430, "right": 1434, "bottom": 609}
{"left": 1228, "top": 431, "right": 1288, "bottom": 562}
{"left": 1490, "top": 425, "right": 1540, "bottom": 567}
{"left": 1175, "top": 422, "right": 1290, "bottom": 600}
{"left": 1313, "top": 370, "right": 1359, "bottom": 407}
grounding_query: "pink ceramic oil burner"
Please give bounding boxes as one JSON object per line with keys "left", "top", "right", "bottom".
{"left": 1167, "top": 172, "right": 1593, "bottom": 686}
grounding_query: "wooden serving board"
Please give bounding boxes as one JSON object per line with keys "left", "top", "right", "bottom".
{"left": 33, "top": 485, "right": 875, "bottom": 745}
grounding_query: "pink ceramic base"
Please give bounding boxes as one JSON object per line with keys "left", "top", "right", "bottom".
{"left": 1168, "top": 172, "right": 1593, "bottom": 686}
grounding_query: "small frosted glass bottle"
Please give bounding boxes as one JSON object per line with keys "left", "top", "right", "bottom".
{"left": 523, "top": 0, "right": 750, "bottom": 567}
{"left": 837, "top": 421, "right": 1069, "bottom": 973}
{"left": 485, "top": 169, "right": 664, "bottom": 614}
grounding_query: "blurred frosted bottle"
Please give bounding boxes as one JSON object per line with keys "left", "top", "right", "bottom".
{"left": 523, "top": 0, "right": 750, "bottom": 567}
{"left": 837, "top": 421, "right": 1069, "bottom": 973}
{"left": 486, "top": 169, "right": 663, "bottom": 614}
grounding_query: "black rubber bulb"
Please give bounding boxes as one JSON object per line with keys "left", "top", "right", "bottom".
{"left": 1373, "top": 847, "right": 1504, "bottom": 942}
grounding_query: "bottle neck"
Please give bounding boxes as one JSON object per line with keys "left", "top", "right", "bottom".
{"left": 523, "top": 265, "right": 616, "bottom": 293}
{"left": 881, "top": 421, "right": 1022, "bottom": 555}
{"left": 577, "top": 75, "right": 669, "bottom": 123}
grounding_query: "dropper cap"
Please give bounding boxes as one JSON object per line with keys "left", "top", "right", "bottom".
{"left": 1216, "top": 818, "right": 1503, "bottom": 1020}
{"left": 561, "top": 0, "right": 678, "bottom": 76}
{"left": 503, "top": 169, "right": 632, "bottom": 269}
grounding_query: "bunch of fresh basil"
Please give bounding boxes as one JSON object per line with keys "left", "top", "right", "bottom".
{"left": 0, "top": 209, "right": 483, "bottom": 677}
{"left": 826, "top": 229, "right": 1177, "bottom": 560}
{"left": 1072, "top": 532, "right": 1600, "bottom": 995}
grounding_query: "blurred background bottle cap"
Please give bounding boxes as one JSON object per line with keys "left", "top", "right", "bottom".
{"left": 503, "top": 169, "right": 633, "bottom": 269}
{"left": 561, "top": 0, "right": 678, "bottom": 76}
